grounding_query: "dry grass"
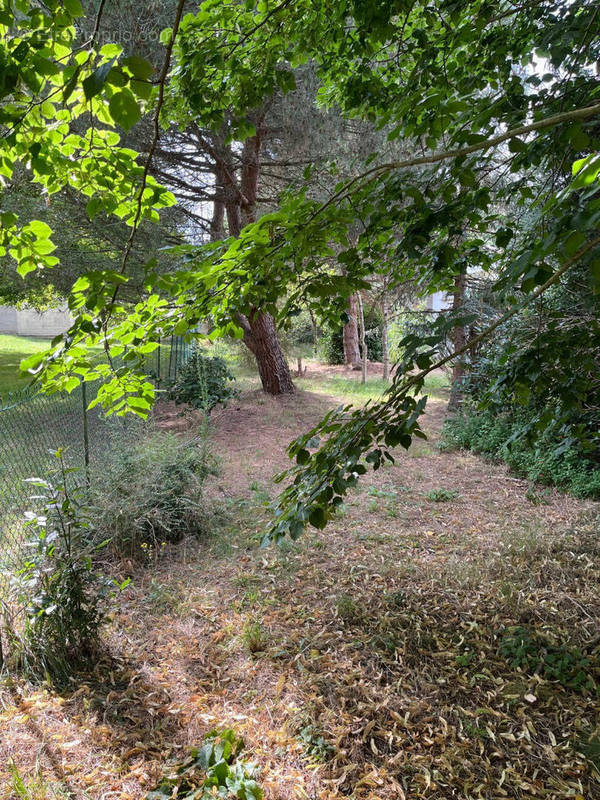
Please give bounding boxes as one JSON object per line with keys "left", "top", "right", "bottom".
{"left": 1, "top": 370, "right": 599, "bottom": 800}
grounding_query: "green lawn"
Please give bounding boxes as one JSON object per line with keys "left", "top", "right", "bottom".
{"left": 0, "top": 334, "right": 51, "bottom": 397}
{"left": 302, "top": 370, "right": 450, "bottom": 404}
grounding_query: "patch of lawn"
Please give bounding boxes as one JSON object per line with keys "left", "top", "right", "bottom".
{"left": 0, "top": 334, "right": 51, "bottom": 397}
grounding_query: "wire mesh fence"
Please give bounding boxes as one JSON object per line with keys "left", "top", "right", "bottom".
{"left": 0, "top": 336, "right": 193, "bottom": 665}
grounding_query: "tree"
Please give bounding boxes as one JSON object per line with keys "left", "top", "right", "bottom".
{"left": 3, "top": 0, "right": 600, "bottom": 537}
{"left": 342, "top": 293, "right": 361, "bottom": 368}
{"left": 448, "top": 269, "right": 468, "bottom": 412}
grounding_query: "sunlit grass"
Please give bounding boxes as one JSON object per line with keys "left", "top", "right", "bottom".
{"left": 0, "top": 334, "right": 52, "bottom": 396}
{"left": 301, "top": 370, "right": 450, "bottom": 404}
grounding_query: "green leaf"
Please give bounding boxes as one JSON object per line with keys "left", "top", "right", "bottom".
{"left": 308, "top": 506, "right": 326, "bottom": 530}
{"left": 296, "top": 448, "right": 310, "bottom": 465}
{"left": 82, "top": 59, "right": 115, "bottom": 101}
{"left": 108, "top": 89, "right": 142, "bottom": 131}
{"left": 122, "top": 55, "right": 154, "bottom": 81}
{"left": 63, "top": 0, "right": 84, "bottom": 16}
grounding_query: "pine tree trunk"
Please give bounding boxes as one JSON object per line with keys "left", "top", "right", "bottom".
{"left": 238, "top": 309, "right": 295, "bottom": 395}
{"left": 343, "top": 293, "right": 361, "bottom": 368}
{"left": 308, "top": 307, "right": 318, "bottom": 356}
{"left": 381, "top": 297, "right": 390, "bottom": 381}
{"left": 357, "top": 291, "right": 367, "bottom": 384}
{"left": 218, "top": 132, "right": 293, "bottom": 396}
{"left": 448, "top": 270, "right": 467, "bottom": 411}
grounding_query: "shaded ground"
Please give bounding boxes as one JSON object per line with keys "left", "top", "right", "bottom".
{"left": 1, "top": 367, "right": 599, "bottom": 800}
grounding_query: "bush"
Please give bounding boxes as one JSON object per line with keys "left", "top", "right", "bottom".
{"left": 12, "top": 452, "right": 117, "bottom": 681}
{"left": 169, "top": 350, "right": 237, "bottom": 411}
{"left": 90, "top": 427, "right": 217, "bottom": 558}
{"left": 441, "top": 407, "right": 600, "bottom": 499}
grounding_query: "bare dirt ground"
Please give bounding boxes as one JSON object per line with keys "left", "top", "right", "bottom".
{"left": 1, "top": 368, "right": 598, "bottom": 800}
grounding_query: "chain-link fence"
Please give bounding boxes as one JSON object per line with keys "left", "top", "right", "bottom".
{"left": 0, "top": 336, "right": 193, "bottom": 665}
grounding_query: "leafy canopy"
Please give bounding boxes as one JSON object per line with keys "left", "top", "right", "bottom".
{"left": 2, "top": 0, "right": 600, "bottom": 538}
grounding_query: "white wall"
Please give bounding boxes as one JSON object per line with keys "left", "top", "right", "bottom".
{"left": 0, "top": 305, "right": 72, "bottom": 337}
{"left": 426, "top": 290, "right": 452, "bottom": 312}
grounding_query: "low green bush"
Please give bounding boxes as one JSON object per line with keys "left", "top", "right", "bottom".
{"left": 90, "top": 427, "right": 217, "bottom": 558}
{"left": 12, "top": 452, "right": 119, "bottom": 681}
{"left": 441, "top": 408, "right": 600, "bottom": 499}
{"left": 169, "top": 350, "right": 237, "bottom": 411}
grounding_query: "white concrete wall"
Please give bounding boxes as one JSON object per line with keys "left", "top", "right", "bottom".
{"left": 426, "top": 290, "right": 453, "bottom": 312}
{"left": 0, "top": 305, "right": 72, "bottom": 337}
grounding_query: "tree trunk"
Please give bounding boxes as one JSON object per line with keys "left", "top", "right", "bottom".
{"left": 343, "top": 293, "right": 361, "bottom": 368}
{"left": 357, "top": 291, "right": 367, "bottom": 384}
{"left": 308, "top": 306, "right": 318, "bottom": 356}
{"left": 448, "top": 270, "right": 467, "bottom": 411}
{"left": 238, "top": 309, "right": 295, "bottom": 394}
{"left": 219, "top": 132, "right": 294, "bottom": 395}
{"left": 381, "top": 296, "right": 390, "bottom": 381}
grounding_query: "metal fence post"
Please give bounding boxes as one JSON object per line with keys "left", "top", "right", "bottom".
{"left": 157, "top": 337, "right": 161, "bottom": 387}
{"left": 81, "top": 381, "right": 90, "bottom": 485}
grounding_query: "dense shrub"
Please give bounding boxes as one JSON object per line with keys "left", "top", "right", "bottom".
{"left": 90, "top": 428, "right": 217, "bottom": 557}
{"left": 440, "top": 265, "right": 600, "bottom": 498}
{"left": 169, "top": 350, "right": 237, "bottom": 411}
{"left": 441, "top": 407, "right": 600, "bottom": 499}
{"left": 12, "top": 453, "right": 116, "bottom": 680}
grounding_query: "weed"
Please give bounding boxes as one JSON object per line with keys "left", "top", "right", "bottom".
{"left": 425, "top": 488, "right": 459, "bottom": 502}
{"left": 11, "top": 453, "right": 119, "bottom": 681}
{"left": 148, "top": 579, "right": 180, "bottom": 613}
{"left": 242, "top": 620, "right": 267, "bottom": 653}
{"left": 91, "top": 428, "right": 217, "bottom": 558}
{"left": 298, "top": 725, "right": 335, "bottom": 762}
{"left": 525, "top": 485, "right": 551, "bottom": 505}
{"left": 145, "top": 729, "right": 262, "bottom": 799}
{"left": 7, "top": 762, "right": 69, "bottom": 800}
{"left": 336, "top": 593, "right": 361, "bottom": 623}
{"left": 499, "top": 626, "right": 596, "bottom": 692}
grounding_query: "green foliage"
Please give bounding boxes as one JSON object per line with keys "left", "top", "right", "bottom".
{"left": 172, "top": 354, "right": 230, "bottom": 406}
{"left": 12, "top": 452, "right": 116, "bottom": 681}
{"left": 298, "top": 726, "right": 335, "bottom": 763}
{"left": 168, "top": 350, "right": 237, "bottom": 412}
{"left": 146, "top": 729, "right": 262, "bottom": 800}
{"left": 425, "top": 488, "right": 459, "bottom": 502}
{"left": 336, "top": 593, "right": 361, "bottom": 623}
{"left": 6, "top": 761, "right": 69, "bottom": 800}
{"left": 242, "top": 620, "right": 267, "bottom": 654}
{"left": 500, "top": 626, "right": 596, "bottom": 693}
{"left": 90, "top": 428, "right": 217, "bottom": 557}
{"left": 320, "top": 326, "right": 345, "bottom": 365}
{"left": 4, "top": 0, "right": 600, "bottom": 537}
{"left": 441, "top": 408, "right": 600, "bottom": 500}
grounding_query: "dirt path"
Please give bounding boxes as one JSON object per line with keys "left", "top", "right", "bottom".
{"left": 1, "top": 381, "right": 597, "bottom": 800}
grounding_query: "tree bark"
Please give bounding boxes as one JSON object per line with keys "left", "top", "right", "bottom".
{"left": 215, "top": 132, "right": 293, "bottom": 396}
{"left": 237, "top": 309, "right": 295, "bottom": 394}
{"left": 343, "top": 293, "right": 361, "bottom": 368}
{"left": 381, "top": 296, "right": 390, "bottom": 381}
{"left": 357, "top": 291, "right": 367, "bottom": 384}
{"left": 448, "top": 270, "right": 467, "bottom": 411}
